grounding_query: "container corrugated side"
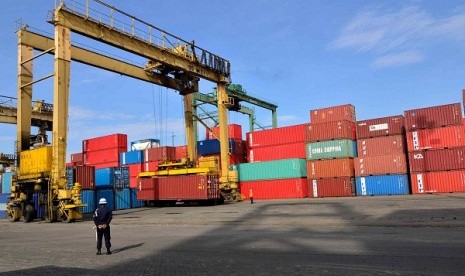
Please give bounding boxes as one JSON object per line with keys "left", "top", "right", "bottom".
{"left": 309, "top": 178, "right": 355, "bottom": 198}
{"left": 310, "top": 104, "right": 356, "bottom": 124}
{"left": 175, "top": 145, "right": 187, "bottom": 159}
{"left": 96, "top": 189, "right": 115, "bottom": 211}
{"left": 82, "top": 133, "right": 127, "bottom": 152}
{"left": 1, "top": 171, "right": 14, "bottom": 194}
{"left": 357, "top": 135, "right": 406, "bottom": 157}
{"left": 115, "top": 189, "right": 131, "bottom": 210}
{"left": 127, "top": 163, "right": 144, "bottom": 178}
{"left": 156, "top": 175, "right": 220, "bottom": 200}
{"left": 405, "top": 103, "right": 462, "bottom": 131}
{"left": 206, "top": 124, "right": 243, "bottom": 140}
{"left": 71, "top": 153, "right": 83, "bottom": 163}
{"left": 306, "top": 139, "right": 357, "bottom": 160}
{"left": 410, "top": 171, "right": 465, "bottom": 194}
{"left": 354, "top": 154, "right": 408, "bottom": 176}
{"left": 95, "top": 168, "right": 116, "bottom": 189}
{"left": 356, "top": 115, "right": 405, "bottom": 139}
{"left": 247, "top": 142, "right": 306, "bottom": 163}
{"left": 406, "top": 125, "right": 465, "bottom": 151}
{"left": 144, "top": 146, "right": 177, "bottom": 162}
{"left": 306, "top": 158, "right": 354, "bottom": 178}
{"left": 246, "top": 124, "right": 306, "bottom": 148}
{"left": 237, "top": 158, "right": 307, "bottom": 181}
{"left": 33, "top": 191, "right": 45, "bottom": 220}
{"left": 136, "top": 177, "right": 156, "bottom": 200}
{"left": 83, "top": 147, "right": 126, "bottom": 166}
{"left": 239, "top": 178, "right": 308, "bottom": 199}
{"left": 305, "top": 121, "right": 356, "bottom": 142}
{"left": 75, "top": 166, "right": 95, "bottom": 190}
{"left": 355, "top": 174, "right": 410, "bottom": 196}
{"left": 130, "top": 188, "right": 145, "bottom": 208}
{"left": 120, "top": 150, "right": 144, "bottom": 165}
{"left": 197, "top": 139, "right": 243, "bottom": 156}
{"left": 81, "top": 190, "right": 96, "bottom": 214}
{"left": 0, "top": 193, "right": 9, "bottom": 219}
{"left": 408, "top": 147, "right": 465, "bottom": 172}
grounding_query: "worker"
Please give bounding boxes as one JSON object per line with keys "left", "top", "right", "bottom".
{"left": 249, "top": 189, "right": 254, "bottom": 204}
{"left": 94, "top": 198, "right": 113, "bottom": 255}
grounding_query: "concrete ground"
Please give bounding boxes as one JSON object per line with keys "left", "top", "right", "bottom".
{"left": 0, "top": 194, "right": 465, "bottom": 275}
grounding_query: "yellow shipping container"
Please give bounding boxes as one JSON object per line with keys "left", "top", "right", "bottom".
{"left": 198, "top": 156, "right": 219, "bottom": 171}
{"left": 19, "top": 146, "right": 53, "bottom": 176}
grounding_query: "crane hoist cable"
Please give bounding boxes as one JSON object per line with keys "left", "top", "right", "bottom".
{"left": 151, "top": 84, "right": 158, "bottom": 140}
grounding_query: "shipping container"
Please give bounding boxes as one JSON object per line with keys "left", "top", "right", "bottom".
{"left": 66, "top": 166, "right": 74, "bottom": 189}
{"left": 305, "top": 139, "right": 357, "bottom": 160}
{"left": 175, "top": 145, "right": 188, "bottom": 160}
{"left": 405, "top": 103, "right": 462, "bottom": 131}
{"left": 130, "top": 138, "right": 160, "bottom": 151}
{"left": 74, "top": 166, "right": 95, "bottom": 190}
{"left": 238, "top": 158, "right": 307, "bottom": 182}
{"left": 310, "top": 104, "right": 356, "bottom": 124}
{"left": 306, "top": 158, "right": 354, "bottom": 178}
{"left": 197, "top": 139, "right": 244, "bottom": 156}
{"left": 406, "top": 125, "right": 465, "bottom": 151}
{"left": 0, "top": 193, "right": 9, "bottom": 219}
{"left": 32, "top": 191, "right": 45, "bottom": 220}
{"left": 136, "top": 177, "right": 156, "bottom": 200}
{"left": 129, "top": 176, "right": 138, "bottom": 189}
{"left": 356, "top": 174, "right": 410, "bottom": 196}
{"left": 93, "top": 162, "right": 121, "bottom": 170}
{"left": 1, "top": 171, "right": 14, "bottom": 194}
{"left": 354, "top": 154, "right": 408, "bottom": 176}
{"left": 130, "top": 188, "right": 145, "bottom": 208}
{"left": 144, "top": 146, "right": 176, "bottom": 162}
{"left": 83, "top": 147, "right": 126, "bottom": 166}
{"left": 70, "top": 153, "right": 83, "bottom": 165}
{"left": 411, "top": 171, "right": 465, "bottom": 194}
{"left": 357, "top": 135, "right": 406, "bottom": 157}
{"left": 81, "top": 190, "right": 96, "bottom": 214}
{"left": 239, "top": 178, "right": 308, "bottom": 199}
{"left": 126, "top": 163, "right": 144, "bottom": 178}
{"left": 82, "top": 133, "right": 127, "bottom": 152}
{"left": 246, "top": 124, "right": 306, "bottom": 148}
{"left": 96, "top": 189, "right": 115, "bottom": 211}
{"left": 247, "top": 142, "right": 306, "bottom": 163}
{"left": 409, "top": 147, "right": 465, "bottom": 172}
{"left": 305, "top": 121, "right": 356, "bottom": 142}
{"left": 309, "top": 177, "right": 355, "bottom": 198}
{"left": 206, "top": 124, "right": 243, "bottom": 140}
{"left": 95, "top": 167, "right": 129, "bottom": 189}
{"left": 356, "top": 115, "right": 405, "bottom": 139}
{"left": 115, "top": 188, "right": 131, "bottom": 210}
{"left": 19, "top": 146, "right": 52, "bottom": 177}
{"left": 120, "top": 150, "right": 144, "bottom": 165}
{"left": 142, "top": 161, "right": 159, "bottom": 172}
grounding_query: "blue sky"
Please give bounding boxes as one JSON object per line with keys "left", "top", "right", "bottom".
{"left": 1, "top": 0, "right": 465, "bottom": 158}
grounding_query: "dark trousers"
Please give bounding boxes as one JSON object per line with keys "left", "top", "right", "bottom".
{"left": 97, "top": 226, "right": 111, "bottom": 251}
{"left": 250, "top": 197, "right": 254, "bottom": 204}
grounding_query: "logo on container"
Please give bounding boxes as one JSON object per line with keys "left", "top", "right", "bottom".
{"left": 413, "top": 153, "right": 423, "bottom": 159}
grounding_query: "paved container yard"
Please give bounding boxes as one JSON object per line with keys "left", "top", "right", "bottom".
{"left": 1, "top": 194, "right": 465, "bottom": 275}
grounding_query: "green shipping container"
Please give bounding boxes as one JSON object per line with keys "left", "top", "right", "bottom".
{"left": 237, "top": 158, "right": 307, "bottom": 181}
{"left": 306, "top": 139, "right": 357, "bottom": 160}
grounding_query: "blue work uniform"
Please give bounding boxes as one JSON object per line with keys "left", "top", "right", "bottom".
{"left": 94, "top": 205, "right": 113, "bottom": 252}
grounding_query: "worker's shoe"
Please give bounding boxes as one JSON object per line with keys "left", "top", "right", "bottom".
{"left": 96, "top": 250, "right": 102, "bottom": 255}
{"left": 106, "top": 250, "right": 112, "bottom": 255}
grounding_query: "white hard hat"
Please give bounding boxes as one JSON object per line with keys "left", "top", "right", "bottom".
{"left": 99, "top": 198, "right": 107, "bottom": 205}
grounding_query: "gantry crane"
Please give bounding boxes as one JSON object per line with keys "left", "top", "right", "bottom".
{"left": 7, "top": 0, "right": 240, "bottom": 222}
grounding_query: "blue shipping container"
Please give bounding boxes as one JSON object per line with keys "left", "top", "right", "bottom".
{"left": 355, "top": 174, "right": 410, "bottom": 196}
{"left": 130, "top": 188, "right": 145, "bottom": 208}
{"left": 95, "top": 167, "right": 129, "bottom": 189}
{"left": 32, "top": 191, "right": 45, "bottom": 220}
{"left": 66, "top": 167, "right": 74, "bottom": 190}
{"left": 0, "top": 193, "right": 9, "bottom": 219}
{"left": 120, "top": 150, "right": 144, "bottom": 165}
{"left": 81, "top": 190, "right": 96, "bottom": 214}
{"left": 115, "top": 188, "right": 131, "bottom": 210}
{"left": 96, "top": 189, "right": 115, "bottom": 211}
{"left": 197, "top": 139, "right": 237, "bottom": 156}
{"left": 1, "top": 171, "right": 14, "bottom": 194}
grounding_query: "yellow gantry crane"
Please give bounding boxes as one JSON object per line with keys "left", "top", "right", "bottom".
{"left": 7, "top": 0, "right": 239, "bottom": 222}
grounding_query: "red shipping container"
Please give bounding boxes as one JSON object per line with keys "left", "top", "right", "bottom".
{"left": 410, "top": 171, "right": 465, "bottom": 194}
{"left": 126, "top": 163, "right": 143, "bottom": 178}
{"left": 155, "top": 175, "right": 220, "bottom": 200}
{"left": 74, "top": 165, "right": 95, "bottom": 190}
{"left": 354, "top": 154, "right": 408, "bottom": 176}
{"left": 405, "top": 103, "right": 462, "bottom": 131}
{"left": 247, "top": 142, "right": 306, "bottom": 162}
{"left": 246, "top": 124, "right": 306, "bottom": 148}
{"left": 406, "top": 125, "right": 465, "bottom": 151}
{"left": 356, "top": 115, "right": 405, "bottom": 139}
{"left": 304, "top": 121, "right": 356, "bottom": 142}
{"left": 82, "top": 133, "right": 127, "bottom": 152}
{"left": 142, "top": 161, "right": 159, "bottom": 172}
{"left": 306, "top": 158, "right": 354, "bottom": 178}
{"left": 206, "top": 124, "right": 242, "bottom": 140}
{"left": 136, "top": 177, "right": 156, "bottom": 200}
{"left": 129, "top": 176, "right": 138, "bottom": 189}
{"left": 83, "top": 147, "right": 126, "bottom": 165}
{"left": 93, "top": 162, "right": 121, "bottom": 169}
{"left": 71, "top": 153, "right": 83, "bottom": 163}
{"left": 357, "top": 135, "right": 406, "bottom": 157}
{"left": 310, "top": 104, "right": 356, "bottom": 124}
{"left": 309, "top": 177, "right": 355, "bottom": 198}
{"left": 144, "top": 146, "right": 177, "bottom": 162}
{"left": 175, "top": 145, "right": 188, "bottom": 159}
{"left": 408, "top": 147, "right": 465, "bottom": 172}
{"left": 239, "top": 178, "right": 308, "bottom": 199}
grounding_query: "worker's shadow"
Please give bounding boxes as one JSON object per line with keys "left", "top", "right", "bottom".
{"left": 112, "top": 243, "right": 144, "bottom": 254}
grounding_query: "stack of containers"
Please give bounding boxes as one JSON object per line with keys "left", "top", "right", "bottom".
{"left": 354, "top": 115, "right": 410, "bottom": 196}
{"left": 405, "top": 103, "right": 465, "bottom": 194}
{"left": 95, "top": 167, "right": 130, "bottom": 210}
{"left": 306, "top": 104, "right": 357, "bottom": 198}
{"left": 239, "top": 124, "right": 308, "bottom": 200}
{"left": 83, "top": 133, "right": 127, "bottom": 169}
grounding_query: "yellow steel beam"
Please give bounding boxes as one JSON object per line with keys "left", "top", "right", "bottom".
{"left": 53, "top": 6, "right": 228, "bottom": 83}
{"left": 0, "top": 105, "right": 53, "bottom": 130}
{"left": 139, "top": 167, "right": 216, "bottom": 177}
{"left": 17, "top": 41, "right": 33, "bottom": 153}
{"left": 184, "top": 94, "right": 196, "bottom": 161}
{"left": 18, "top": 30, "right": 187, "bottom": 91}
{"left": 217, "top": 83, "right": 230, "bottom": 185}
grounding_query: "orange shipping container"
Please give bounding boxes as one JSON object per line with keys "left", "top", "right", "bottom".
{"left": 306, "top": 158, "right": 354, "bottom": 178}
{"left": 404, "top": 103, "right": 462, "bottom": 131}
{"left": 406, "top": 125, "right": 465, "bottom": 151}
{"left": 304, "top": 121, "right": 356, "bottom": 142}
{"left": 309, "top": 177, "right": 355, "bottom": 198}
{"left": 354, "top": 154, "right": 408, "bottom": 176}
{"left": 410, "top": 171, "right": 465, "bottom": 194}
{"left": 356, "top": 115, "right": 405, "bottom": 139}
{"left": 357, "top": 135, "right": 406, "bottom": 157}
{"left": 239, "top": 178, "right": 308, "bottom": 199}
{"left": 310, "top": 104, "right": 356, "bottom": 124}
{"left": 206, "top": 124, "right": 242, "bottom": 140}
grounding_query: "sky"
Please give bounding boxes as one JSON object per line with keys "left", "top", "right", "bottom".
{"left": 1, "top": 0, "right": 465, "bottom": 159}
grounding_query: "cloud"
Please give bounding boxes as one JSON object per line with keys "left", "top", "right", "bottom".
{"left": 372, "top": 51, "right": 424, "bottom": 68}
{"left": 69, "top": 106, "right": 138, "bottom": 121}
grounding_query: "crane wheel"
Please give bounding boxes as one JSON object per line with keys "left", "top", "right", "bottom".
{"left": 45, "top": 206, "right": 58, "bottom": 223}
{"left": 9, "top": 207, "right": 21, "bottom": 222}
{"left": 24, "top": 205, "right": 35, "bottom": 223}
